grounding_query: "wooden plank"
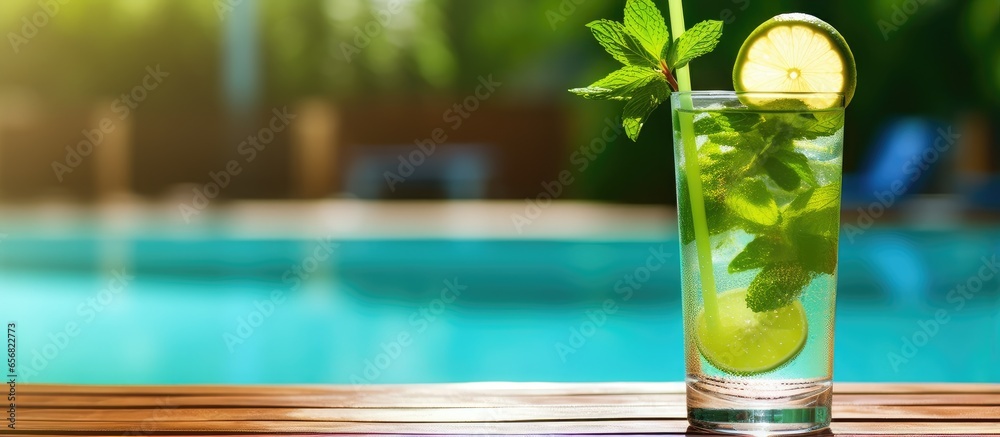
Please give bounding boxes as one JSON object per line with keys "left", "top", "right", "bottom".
{"left": 836, "top": 393, "right": 1000, "bottom": 406}
{"left": 9, "top": 383, "right": 1000, "bottom": 436}
{"left": 19, "top": 405, "right": 682, "bottom": 423}
{"left": 8, "top": 419, "right": 695, "bottom": 434}
{"left": 833, "top": 383, "right": 1000, "bottom": 394}
{"left": 15, "top": 392, "right": 1000, "bottom": 410}
{"left": 0, "top": 429, "right": 704, "bottom": 437}
{"left": 14, "top": 393, "right": 685, "bottom": 409}
{"left": 834, "top": 405, "right": 1000, "bottom": 420}
{"left": 16, "top": 388, "right": 1000, "bottom": 409}
{"left": 20, "top": 382, "right": 999, "bottom": 397}
{"left": 9, "top": 419, "right": 1000, "bottom": 435}
{"left": 830, "top": 421, "right": 1000, "bottom": 435}
{"left": 18, "top": 382, "right": 686, "bottom": 396}
{"left": 16, "top": 405, "right": 1000, "bottom": 423}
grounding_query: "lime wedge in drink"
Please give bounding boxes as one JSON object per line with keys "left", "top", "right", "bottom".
{"left": 696, "top": 288, "right": 807, "bottom": 375}
{"left": 734, "top": 13, "right": 856, "bottom": 109}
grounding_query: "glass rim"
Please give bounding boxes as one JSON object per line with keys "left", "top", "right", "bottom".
{"left": 671, "top": 90, "right": 846, "bottom": 109}
{"left": 671, "top": 90, "right": 845, "bottom": 97}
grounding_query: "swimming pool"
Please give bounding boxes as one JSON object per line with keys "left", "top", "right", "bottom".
{"left": 3, "top": 206, "right": 998, "bottom": 385}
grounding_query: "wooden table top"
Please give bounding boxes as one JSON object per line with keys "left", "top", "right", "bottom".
{"left": 6, "top": 382, "right": 999, "bottom": 436}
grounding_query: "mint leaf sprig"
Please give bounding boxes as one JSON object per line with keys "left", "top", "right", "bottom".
{"left": 569, "top": 0, "right": 723, "bottom": 141}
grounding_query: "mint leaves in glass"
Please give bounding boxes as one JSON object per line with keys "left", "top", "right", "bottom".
{"left": 679, "top": 104, "right": 844, "bottom": 312}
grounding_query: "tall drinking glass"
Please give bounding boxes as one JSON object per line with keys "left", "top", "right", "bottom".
{"left": 671, "top": 91, "right": 845, "bottom": 434}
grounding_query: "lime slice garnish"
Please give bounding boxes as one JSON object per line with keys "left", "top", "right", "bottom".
{"left": 696, "top": 288, "right": 807, "bottom": 375}
{"left": 734, "top": 13, "right": 856, "bottom": 109}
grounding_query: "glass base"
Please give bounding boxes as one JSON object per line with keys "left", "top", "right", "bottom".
{"left": 687, "top": 376, "right": 832, "bottom": 435}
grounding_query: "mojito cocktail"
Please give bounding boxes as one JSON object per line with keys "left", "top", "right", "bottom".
{"left": 673, "top": 91, "right": 844, "bottom": 434}
{"left": 569, "top": 0, "right": 856, "bottom": 433}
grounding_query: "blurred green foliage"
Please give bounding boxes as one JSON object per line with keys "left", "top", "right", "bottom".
{"left": 260, "top": 0, "right": 456, "bottom": 98}
{"left": 0, "top": 0, "right": 995, "bottom": 202}
{"left": 0, "top": 0, "right": 218, "bottom": 105}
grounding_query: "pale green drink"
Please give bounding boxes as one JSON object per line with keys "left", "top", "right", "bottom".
{"left": 673, "top": 91, "right": 845, "bottom": 434}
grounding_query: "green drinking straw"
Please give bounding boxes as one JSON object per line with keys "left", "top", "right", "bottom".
{"left": 668, "top": 0, "right": 720, "bottom": 331}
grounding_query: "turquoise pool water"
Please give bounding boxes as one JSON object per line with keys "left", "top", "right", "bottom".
{"left": 3, "top": 227, "right": 998, "bottom": 384}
